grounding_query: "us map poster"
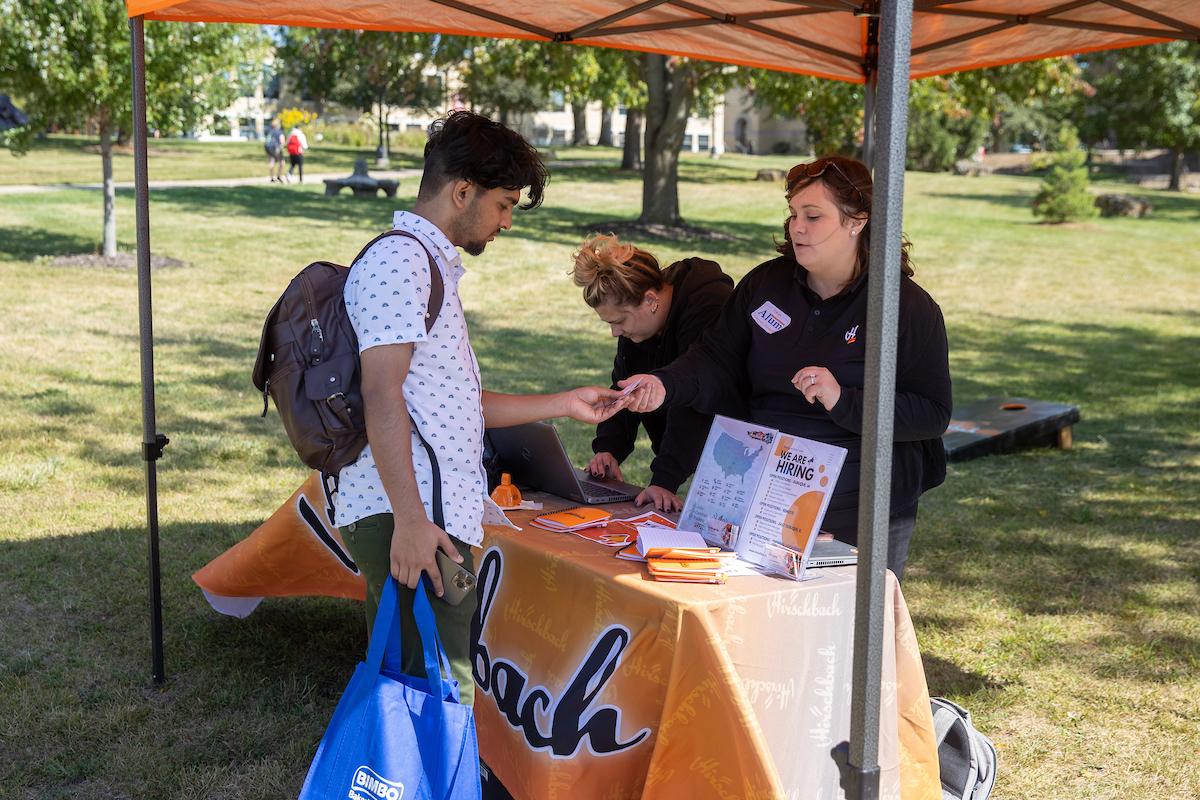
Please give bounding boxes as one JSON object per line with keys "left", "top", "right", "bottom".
{"left": 738, "top": 434, "right": 847, "bottom": 571}
{"left": 678, "top": 415, "right": 775, "bottom": 549}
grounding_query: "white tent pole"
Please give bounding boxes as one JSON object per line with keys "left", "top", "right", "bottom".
{"left": 837, "top": 1, "right": 913, "bottom": 798}
{"left": 130, "top": 15, "right": 168, "bottom": 685}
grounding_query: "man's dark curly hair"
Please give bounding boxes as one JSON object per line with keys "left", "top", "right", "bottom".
{"left": 418, "top": 110, "right": 549, "bottom": 210}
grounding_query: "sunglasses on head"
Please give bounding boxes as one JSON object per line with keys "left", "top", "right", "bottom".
{"left": 787, "top": 159, "right": 866, "bottom": 206}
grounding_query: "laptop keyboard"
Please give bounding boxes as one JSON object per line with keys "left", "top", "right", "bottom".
{"left": 580, "top": 481, "right": 630, "bottom": 502}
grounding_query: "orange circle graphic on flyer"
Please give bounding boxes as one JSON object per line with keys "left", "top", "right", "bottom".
{"left": 781, "top": 490, "right": 824, "bottom": 552}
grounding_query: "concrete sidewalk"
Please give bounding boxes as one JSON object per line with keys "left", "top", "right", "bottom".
{"left": 0, "top": 169, "right": 425, "bottom": 195}
{"left": 0, "top": 158, "right": 614, "bottom": 195}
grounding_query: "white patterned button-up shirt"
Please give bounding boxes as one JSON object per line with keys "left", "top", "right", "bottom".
{"left": 335, "top": 211, "right": 489, "bottom": 546}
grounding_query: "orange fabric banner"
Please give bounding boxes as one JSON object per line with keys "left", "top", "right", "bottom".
{"left": 192, "top": 473, "right": 364, "bottom": 615}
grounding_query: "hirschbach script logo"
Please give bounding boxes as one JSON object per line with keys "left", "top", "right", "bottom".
{"left": 471, "top": 547, "right": 651, "bottom": 759}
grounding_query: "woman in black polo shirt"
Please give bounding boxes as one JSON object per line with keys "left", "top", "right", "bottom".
{"left": 572, "top": 234, "right": 735, "bottom": 512}
{"left": 620, "top": 157, "right": 951, "bottom": 578}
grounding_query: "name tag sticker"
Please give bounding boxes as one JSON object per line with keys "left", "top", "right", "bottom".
{"left": 751, "top": 301, "right": 792, "bottom": 334}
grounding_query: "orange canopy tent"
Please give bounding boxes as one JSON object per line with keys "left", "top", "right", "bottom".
{"left": 126, "top": 0, "right": 1197, "bottom": 82}
{"left": 122, "top": 2, "right": 1198, "bottom": 796}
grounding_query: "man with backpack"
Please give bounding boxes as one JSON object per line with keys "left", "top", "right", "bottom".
{"left": 336, "top": 110, "right": 625, "bottom": 705}
{"left": 286, "top": 124, "right": 308, "bottom": 183}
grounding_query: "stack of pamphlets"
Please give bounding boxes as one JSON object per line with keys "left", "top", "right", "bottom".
{"left": 634, "top": 528, "right": 738, "bottom": 584}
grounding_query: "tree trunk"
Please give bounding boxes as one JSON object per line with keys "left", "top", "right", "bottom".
{"left": 1168, "top": 147, "right": 1183, "bottom": 191}
{"left": 377, "top": 100, "right": 390, "bottom": 167}
{"left": 621, "top": 110, "right": 643, "bottom": 171}
{"left": 598, "top": 103, "right": 614, "bottom": 147}
{"left": 639, "top": 54, "right": 693, "bottom": 227}
{"left": 571, "top": 100, "right": 589, "bottom": 146}
{"left": 100, "top": 126, "right": 117, "bottom": 258}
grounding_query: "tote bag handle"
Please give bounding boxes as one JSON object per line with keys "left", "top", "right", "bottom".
{"left": 365, "top": 576, "right": 457, "bottom": 705}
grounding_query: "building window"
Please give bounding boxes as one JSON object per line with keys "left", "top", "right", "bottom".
{"left": 698, "top": 134, "right": 710, "bottom": 150}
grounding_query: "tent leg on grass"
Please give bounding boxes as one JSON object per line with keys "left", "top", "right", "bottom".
{"left": 834, "top": 2, "right": 914, "bottom": 798}
{"left": 130, "top": 15, "right": 167, "bottom": 686}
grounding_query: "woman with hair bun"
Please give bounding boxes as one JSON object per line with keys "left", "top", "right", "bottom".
{"left": 572, "top": 234, "right": 735, "bottom": 512}
{"left": 619, "top": 157, "right": 951, "bottom": 579}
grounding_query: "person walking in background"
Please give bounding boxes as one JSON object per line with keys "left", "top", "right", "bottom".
{"left": 619, "top": 156, "right": 951, "bottom": 580}
{"left": 286, "top": 124, "right": 308, "bottom": 183}
{"left": 571, "top": 233, "right": 736, "bottom": 512}
{"left": 264, "top": 119, "right": 285, "bottom": 183}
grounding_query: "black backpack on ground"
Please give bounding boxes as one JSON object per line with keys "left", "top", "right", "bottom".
{"left": 253, "top": 230, "right": 443, "bottom": 474}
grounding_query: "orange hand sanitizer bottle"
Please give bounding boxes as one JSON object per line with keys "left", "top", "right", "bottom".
{"left": 491, "top": 472, "right": 522, "bottom": 508}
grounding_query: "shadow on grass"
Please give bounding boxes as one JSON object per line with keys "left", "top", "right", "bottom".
{"left": 926, "top": 190, "right": 1035, "bottom": 211}
{"left": 0, "top": 521, "right": 360, "bottom": 797}
{"left": 0, "top": 224, "right": 96, "bottom": 260}
{"left": 921, "top": 654, "right": 1007, "bottom": 695}
{"left": 138, "top": 184, "right": 779, "bottom": 258}
{"left": 912, "top": 311, "right": 1199, "bottom": 681}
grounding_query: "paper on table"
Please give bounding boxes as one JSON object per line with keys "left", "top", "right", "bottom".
{"left": 635, "top": 527, "right": 710, "bottom": 558}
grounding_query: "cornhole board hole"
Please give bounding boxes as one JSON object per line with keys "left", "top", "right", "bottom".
{"left": 943, "top": 397, "right": 1080, "bottom": 462}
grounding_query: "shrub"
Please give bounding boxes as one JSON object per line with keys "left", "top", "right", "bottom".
{"left": 277, "top": 107, "right": 317, "bottom": 132}
{"left": 310, "top": 116, "right": 375, "bottom": 148}
{"left": 1032, "top": 128, "right": 1098, "bottom": 223}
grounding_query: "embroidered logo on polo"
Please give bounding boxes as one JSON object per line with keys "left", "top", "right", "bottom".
{"left": 751, "top": 301, "right": 791, "bottom": 333}
{"left": 844, "top": 324, "right": 859, "bottom": 344}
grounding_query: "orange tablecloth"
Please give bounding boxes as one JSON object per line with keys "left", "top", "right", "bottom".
{"left": 193, "top": 475, "right": 940, "bottom": 798}
{"left": 473, "top": 495, "right": 940, "bottom": 800}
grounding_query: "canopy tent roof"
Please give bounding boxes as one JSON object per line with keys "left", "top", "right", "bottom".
{"left": 126, "top": 0, "right": 1200, "bottom": 82}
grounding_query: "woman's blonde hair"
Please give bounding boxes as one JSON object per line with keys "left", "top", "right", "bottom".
{"left": 571, "top": 234, "right": 663, "bottom": 308}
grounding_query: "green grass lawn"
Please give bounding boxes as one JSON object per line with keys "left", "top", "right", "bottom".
{"left": 0, "top": 134, "right": 422, "bottom": 185}
{"left": 0, "top": 154, "right": 1197, "bottom": 799}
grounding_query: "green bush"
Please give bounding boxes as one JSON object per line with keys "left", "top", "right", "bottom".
{"left": 1032, "top": 128, "right": 1098, "bottom": 223}
{"left": 906, "top": 83, "right": 988, "bottom": 172}
{"left": 310, "top": 117, "right": 375, "bottom": 148}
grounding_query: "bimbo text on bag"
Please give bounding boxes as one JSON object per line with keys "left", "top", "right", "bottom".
{"left": 298, "top": 575, "right": 481, "bottom": 800}
{"left": 252, "top": 230, "right": 443, "bottom": 475}
{"left": 931, "top": 696, "right": 997, "bottom": 800}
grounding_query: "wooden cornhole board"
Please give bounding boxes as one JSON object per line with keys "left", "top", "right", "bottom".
{"left": 942, "top": 397, "right": 1080, "bottom": 462}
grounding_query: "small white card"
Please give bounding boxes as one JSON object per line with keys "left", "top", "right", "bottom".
{"left": 751, "top": 301, "right": 792, "bottom": 334}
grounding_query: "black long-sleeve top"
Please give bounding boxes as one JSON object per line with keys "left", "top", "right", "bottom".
{"left": 592, "top": 257, "right": 735, "bottom": 493}
{"left": 654, "top": 255, "right": 951, "bottom": 532}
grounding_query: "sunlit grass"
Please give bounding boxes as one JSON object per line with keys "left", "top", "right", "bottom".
{"left": 0, "top": 157, "right": 1197, "bottom": 798}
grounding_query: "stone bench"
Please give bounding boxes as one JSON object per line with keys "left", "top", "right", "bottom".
{"left": 323, "top": 159, "right": 398, "bottom": 198}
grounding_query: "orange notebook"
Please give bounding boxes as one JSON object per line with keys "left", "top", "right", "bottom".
{"left": 530, "top": 506, "right": 612, "bottom": 532}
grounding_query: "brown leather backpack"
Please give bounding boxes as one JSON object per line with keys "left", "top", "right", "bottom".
{"left": 252, "top": 230, "right": 443, "bottom": 475}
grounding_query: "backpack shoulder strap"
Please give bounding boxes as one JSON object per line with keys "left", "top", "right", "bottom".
{"left": 351, "top": 229, "right": 444, "bottom": 334}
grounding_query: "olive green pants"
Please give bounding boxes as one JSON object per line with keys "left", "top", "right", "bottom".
{"left": 339, "top": 513, "right": 477, "bottom": 706}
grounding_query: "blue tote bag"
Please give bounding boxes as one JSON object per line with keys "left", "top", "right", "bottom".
{"left": 298, "top": 576, "right": 481, "bottom": 800}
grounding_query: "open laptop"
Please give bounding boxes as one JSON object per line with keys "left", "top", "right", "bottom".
{"left": 807, "top": 535, "right": 858, "bottom": 568}
{"left": 487, "top": 421, "right": 642, "bottom": 505}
